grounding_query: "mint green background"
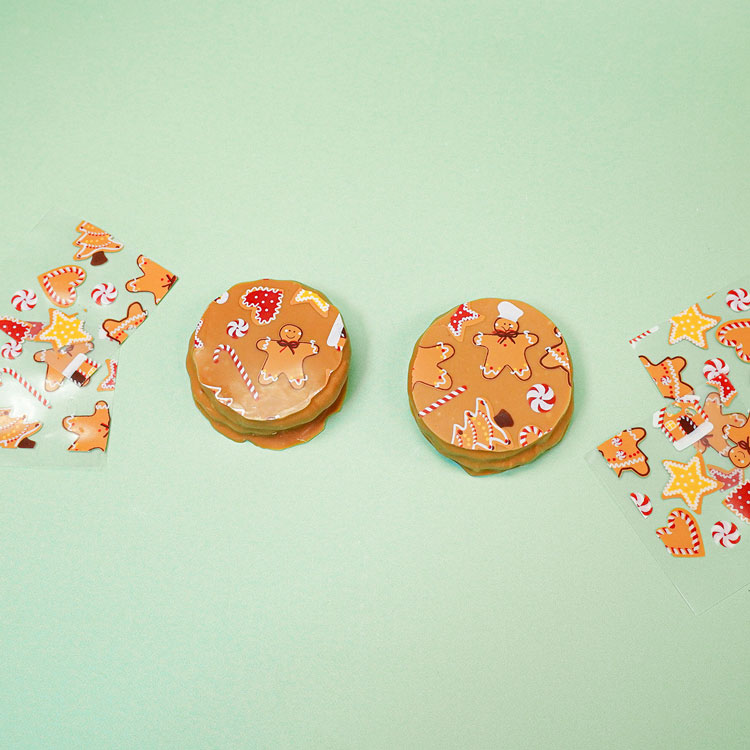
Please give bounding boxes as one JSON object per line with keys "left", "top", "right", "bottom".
{"left": 2, "top": 2, "right": 749, "bottom": 748}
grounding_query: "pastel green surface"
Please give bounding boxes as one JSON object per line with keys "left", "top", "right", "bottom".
{"left": 1, "top": 1, "right": 749, "bottom": 748}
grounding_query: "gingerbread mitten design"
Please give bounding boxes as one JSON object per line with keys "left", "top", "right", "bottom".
{"left": 597, "top": 427, "right": 650, "bottom": 477}
{"left": 33, "top": 342, "right": 98, "bottom": 391}
{"left": 0, "top": 409, "right": 42, "bottom": 448}
{"left": 411, "top": 342, "right": 454, "bottom": 390}
{"left": 639, "top": 355, "right": 694, "bottom": 400}
{"left": 473, "top": 301, "right": 538, "bottom": 380}
{"left": 62, "top": 400, "right": 110, "bottom": 452}
{"left": 125, "top": 255, "right": 178, "bottom": 304}
{"left": 256, "top": 324, "right": 319, "bottom": 390}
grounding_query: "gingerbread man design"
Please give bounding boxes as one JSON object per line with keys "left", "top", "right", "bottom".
{"left": 597, "top": 427, "right": 650, "bottom": 477}
{"left": 33, "top": 342, "right": 98, "bottom": 391}
{"left": 726, "top": 414, "right": 750, "bottom": 469}
{"left": 696, "top": 392, "right": 746, "bottom": 457}
{"left": 638, "top": 355, "right": 694, "bottom": 400}
{"left": 62, "top": 400, "right": 110, "bottom": 452}
{"left": 473, "top": 301, "right": 538, "bottom": 380}
{"left": 125, "top": 255, "right": 178, "bottom": 304}
{"left": 256, "top": 324, "right": 319, "bottom": 390}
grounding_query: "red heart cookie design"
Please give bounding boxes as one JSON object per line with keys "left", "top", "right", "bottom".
{"left": 38, "top": 265, "right": 86, "bottom": 307}
{"left": 240, "top": 286, "right": 283, "bottom": 325}
{"left": 717, "top": 319, "right": 750, "bottom": 363}
{"left": 656, "top": 508, "right": 704, "bottom": 557}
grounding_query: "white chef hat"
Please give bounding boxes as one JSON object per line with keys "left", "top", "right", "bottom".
{"left": 496, "top": 301, "right": 523, "bottom": 322}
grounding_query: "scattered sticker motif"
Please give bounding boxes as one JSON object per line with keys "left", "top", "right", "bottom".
{"left": 0, "top": 341, "right": 22, "bottom": 360}
{"left": 37, "top": 309, "right": 92, "bottom": 350}
{"left": 629, "top": 491, "right": 653, "bottom": 517}
{"left": 473, "top": 302, "right": 539, "bottom": 380}
{"left": 0, "top": 316, "right": 43, "bottom": 345}
{"left": 726, "top": 288, "right": 750, "bottom": 312}
{"left": 102, "top": 302, "right": 147, "bottom": 344}
{"left": 418, "top": 385, "right": 467, "bottom": 417}
{"left": 38, "top": 265, "right": 86, "bottom": 307}
{"left": 639, "top": 355, "right": 694, "bottom": 400}
{"left": 212, "top": 344, "right": 259, "bottom": 400}
{"left": 448, "top": 303, "right": 481, "bottom": 339}
{"left": 726, "top": 416, "right": 750, "bottom": 469}
{"left": 656, "top": 508, "right": 704, "bottom": 557}
{"left": 540, "top": 328, "right": 572, "bottom": 385}
{"left": 226, "top": 318, "right": 249, "bottom": 339}
{"left": 706, "top": 464, "right": 744, "bottom": 491}
{"left": 240, "top": 287, "right": 283, "bottom": 325}
{"left": 215, "top": 291, "right": 229, "bottom": 304}
{"left": 256, "top": 324, "right": 319, "bottom": 389}
{"left": 597, "top": 428, "right": 650, "bottom": 477}
{"left": 653, "top": 396, "right": 712, "bottom": 451}
{"left": 668, "top": 304, "right": 721, "bottom": 348}
{"left": 193, "top": 319, "right": 204, "bottom": 349}
{"left": 716, "top": 319, "right": 750, "bottom": 364}
{"left": 526, "top": 383, "right": 555, "bottom": 413}
{"left": 62, "top": 400, "right": 110, "bottom": 451}
{"left": 629, "top": 326, "right": 659, "bottom": 348}
{"left": 326, "top": 314, "right": 346, "bottom": 351}
{"left": 73, "top": 221, "right": 123, "bottom": 265}
{"left": 723, "top": 482, "right": 750, "bottom": 524}
{"left": 125, "top": 255, "right": 177, "bottom": 304}
{"left": 697, "top": 392, "right": 746, "bottom": 458}
{"left": 518, "top": 424, "right": 546, "bottom": 447}
{"left": 97, "top": 359, "right": 118, "bottom": 392}
{"left": 711, "top": 521, "right": 741, "bottom": 548}
{"left": 703, "top": 358, "right": 736, "bottom": 405}
{"left": 91, "top": 282, "right": 118, "bottom": 306}
{"left": 11, "top": 289, "right": 37, "bottom": 312}
{"left": 33, "top": 342, "right": 97, "bottom": 391}
{"left": 451, "top": 397, "right": 511, "bottom": 451}
{"left": 292, "top": 288, "right": 330, "bottom": 316}
{"left": 662, "top": 454, "right": 720, "bottom": 514}
{"left": 0, "top": 367, "right": 52, "bottom": 408}
{"left": 411, "top": 342, "right": 455, "bottom": 390}
{"left": 0, "top": 408, "right": 42, "bottom": 448}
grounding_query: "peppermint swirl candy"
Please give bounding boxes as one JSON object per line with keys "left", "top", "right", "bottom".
{"left": 628, "top": 491, "right": 653, "bottom": 517}
{"left": 91, "top": 282, "right": 118, "bottom": 306}
{"left": 711, "top": 520, "right": 741, "bottom": 548}
{"left": 526, "top": 383, "right": 556, "bottom": 413}
{"left": 703, "top": 357, "right": 728, "bottom": 380}
{"left": 226, "top": 318, "right": 249, "bottom": 338}
{"left": 11, "top": 289, "right": 37, "bottom": 311}
{"left": 0, "top": 340, "right": 23, "bottom": 360}
{"left": 726, "top": 288, "right": 750, "bottom": 312}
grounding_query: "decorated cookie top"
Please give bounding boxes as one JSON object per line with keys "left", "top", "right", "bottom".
{"left": 192, "top": 280, "right": 348, "bottom": 421}
{"left": 409, "top": 298, "right": 573, "bottom": 452}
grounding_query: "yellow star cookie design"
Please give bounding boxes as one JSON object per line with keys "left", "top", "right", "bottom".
{"left": 662, "top": 454, "right": 721, "bottom": 513}
{"left": 37, "top": 308, "right": 92, "bottom": 350}
{"left": 668, "top": 304, "right": 721, "bottom": 348}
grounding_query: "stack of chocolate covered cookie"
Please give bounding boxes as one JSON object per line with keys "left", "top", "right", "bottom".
{"left": 187, "top": 279, "right": 349, "bottom": 449}
{"left": 408, "top": 298, "right": 573, "bottom": 475}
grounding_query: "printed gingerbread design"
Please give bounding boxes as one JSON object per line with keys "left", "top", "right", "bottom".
{"left": 0, "top": 409, "right": 42, "bottom": 448}
{"left": 409, "top": 298, "right": 573, "bottom": 460}
{"left": 102, "top": 302, "right": 147, "bottom": 344}
{"left": 256, "top": 324, "right": 319, "bottom": 390}
{"left": 696, "top": 392, "right": 746, "bottom": 457}
{"left": 724, "top": 482, "right": 750, "bottom": 524}
{"left": 411, "top": 342, "right": 455, "bottom": 390}
{"left": 473, "top": 301, "right": 539, "bottom": 380}
{"left": 661, "top": 454, "right": 720, "bottom": 513}
{"left": 0, "top": 316, "right": 43, "bottom": 347}
{"left": 97, "top": 359, "right": 118, "bottom": 392}
{"left": 125, "top": 254, "right": 178, "bottom": 304}
{"left": 716, "top": 319, "right": 750, "bottom": 363}
{"left": 655, "top": 508, "right": 704, "bottom": 557}
{"left": 668, "top": 304, "right": 721, "bottom": 348}
{"left": 33, "top": 342, "right": 98, "bottom": 391}
{"left": 653, "top": 396, "right": 712, "bottom": 451}
{"left": 707, "top": 465, "right": 744, "bottom": 491}
{"left": 292, "top": 287, "right": 330, "bottom": 316}
{"left": 73, "top": 221, "right": 123, "bottom": 265}
{"left": 62, "top": 400, "right": 110, "bottom": 452}
{"left": 638, "top": 355, "right": 694, "bottom": 400}
{"left": 38, "top": 265, "right": 86, "bottom": 307}
{"left": 726, "top": 414, "right": 750, "bottom": 469}
{"left": 597, "top": 428, "right": 650, "bottom": 477}
{"left": 37, "top": 309, "right": 92, "bottom": 350}
{"left": 191, "top": 280, "right": 348, "bottom": 422}
{"left": 703, "top": 358, "right": 736, "bottom": 404}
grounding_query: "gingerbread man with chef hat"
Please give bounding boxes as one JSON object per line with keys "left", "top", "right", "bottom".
{"left": 473, "top": 301, "right": 539, "bottom": 380}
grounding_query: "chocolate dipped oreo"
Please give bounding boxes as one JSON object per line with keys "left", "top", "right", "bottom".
{"left": 408, "top": 299, "right": 573, "bottom": 474}
{"left": 187, "top": 280, "right": 349, "bottom": 449}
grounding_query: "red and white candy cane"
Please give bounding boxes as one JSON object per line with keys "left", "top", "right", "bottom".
{"left": 418, "top": 385, "right": 467, "bottom": 417}
{"left": 629, "top": 491, "right": 653, "bottom": 517}
{"left": 212, "top": 344, "right": 259, "bottom": 400}
{"left": 40, "top": 265, "right": 86, "bottom": 306}
{"left": 629, "top": 326, "right": 659, "bottom": 348}
{"left": 703, "top": 358, "right": 736, "bottom": 404}
{"left": 518, "top": 424, "right": 545, "bottom": 447}
{"left": 0, "top": 367, "right": 52, "bottom": 408}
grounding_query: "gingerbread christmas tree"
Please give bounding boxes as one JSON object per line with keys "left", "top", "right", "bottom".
{"left": 72, "top": 221, "right": 123, "bottom": 266}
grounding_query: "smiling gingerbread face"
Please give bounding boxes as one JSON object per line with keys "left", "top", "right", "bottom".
{"left": 280, "top": 324, "right": 302, "bottom": 342}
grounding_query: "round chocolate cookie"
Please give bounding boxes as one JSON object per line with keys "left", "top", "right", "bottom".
{"left": 408, "top": 299, "right": 573, "bottom": 475}
{"left": 187, "top": 280, "right": 350, "bottom": 449}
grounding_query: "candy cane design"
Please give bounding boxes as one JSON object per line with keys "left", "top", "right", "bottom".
{"left": 726, "top": 288, "right": 750, "bottom": 312}
{"left": 629, "top": 491, "right": 653, "bottom": 517}
{"left": 0, "top": 367, "right": 52, "bottom": 408}
{"left": 518, "top": 424, "right": 547, "bottom": 447}
{"left": 40, "top": 265, "right": 86, "bottom": 306}
{"left": 212, "top": 344, "right": 259, "bottom": 400}
{"left": 629, "top": 326, "right": 659, "bottom": 348}
{"left": 703, "top": 358, "right": 736, "bottom": 404}
{"left": 193, "top": 318, "right": 204, "bottom": 349}
{"left": 418, "top": 385, "right": 467, "bottom": 417}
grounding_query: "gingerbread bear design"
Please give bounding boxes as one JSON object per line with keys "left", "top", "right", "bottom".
{"left": 62, "top": 400, "right": 110, "bottom": 452}
{"left": 33, "top": 342, "right": 98, "bottom": 391}
{"left": 597, "top": 427, "right": 650, "bottom": 477}
{"left": 256, "top": 324, "right": 319, "bottom": 390}
{"left": 473, "top": 301, "right": 539, "bottom": 380}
